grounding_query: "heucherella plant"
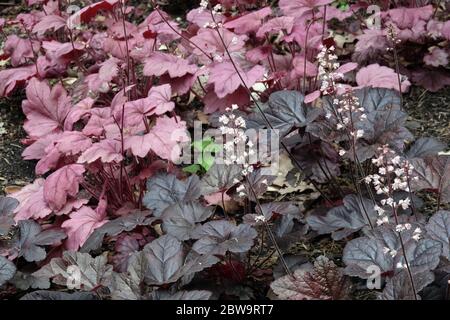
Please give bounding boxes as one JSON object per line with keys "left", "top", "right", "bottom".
{"left": 0, "top": 0, "right": 449, "bottom": 301}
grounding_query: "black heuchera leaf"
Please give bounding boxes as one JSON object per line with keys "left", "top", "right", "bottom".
{"left": 20, "top": 290, "right": 99, "bottom": 300}
{"left": 111, "top": 235, "right": 140, "bottom": 272}
{"left": 161, "top": 201, "right": 214, "bottom": 241}
{"left": 343, "top": 226, "right": 442, "bottom": 279}
{"left": 308, "top": 88, "right": 402, "bottom": 144}
{"left": 354, "top": 108, "right": 413, "bottom": 162}
{"left": 271, "top": 255, "right": 351, "bottom": 300}
{"left": 0, "top": 196, "right": 19, "bottom": 236}
{"left": 314, "top": 88, "right": 412, "bottom": 162}
{"left": 33, "top": 251, "right": 113, "bottom": 291}
{"left": 410, "top": 155, "right": 450, "bottom": 204}
{"left": 246, "top": 90, "right": 319, "bottom": 137}
{"left": 10, "top": 271, "right": 50, "bottom": 290}
{"left": 406, "top": 137, "right": 446, "bottom": 159}
{"left": 143, "top": 234, "right": 184, "bottom": 285}
{"left": 0, "top": 255, "right": 16, "bottom": 286}
{"left": 110, "top": 251, "right": 148, "bottom": 300}
{"left": 18, "top": 220, "right": 66, "bottom": 262}
{"left": 81, "top": 210, "right": 155, "bottom": 252}
{"left": 244, "top": 168, "right": 277, "bottom": 201}
{"left": 201, "top": 163, "right": 242, "bottom": 194}
{"left": 425, "top": 210, "right": 450, "bottom": 259}
{"left": 307, "top": 195, "right": 377, "bottom": 240}
{"left": 291, "top": 136, "right": 340, "bottom": 183}
{"left": 192, "top": 220, "right": 257, "bottom": 255}
{"left": 143, "top": 173, "right": 203, "bottom": 216}
{"left": 379, "top": 270, "right": 434, "bottom": 300}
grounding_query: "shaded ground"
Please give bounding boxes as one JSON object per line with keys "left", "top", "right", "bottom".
{"left": 0, "top": 96, "right": 35, "bottom": 194}
{"left": 406, "top": 86, "right": 450, "bottom": 146}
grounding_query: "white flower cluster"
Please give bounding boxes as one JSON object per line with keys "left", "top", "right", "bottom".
{"left": 325, "top": 89, "right": 367, "bottom": 157}
{"left": 212, "top": 4, "right": 222, "bottom": 14}
{"left": 395, "top": 223, "right": 412, "bottom": 232}
{"left": 364, "top": 145, "right": 417, "bottom": 226}
{"left": 203, "top": 21, "right": 223, "bottom": 28}
{"left": 383, "top": 247, "right": 397, "bottom": 258}
{"left": 199, "top": 0, "right": 208, "bottom": 11}
{"left": 219, "top": 104, "right": 255, "bottom": 176}
{"left": 317, "top": 45, "right": 342, "bottom": 96}
{"left": 254, "top": 215, "right": 267, "bottom": 223}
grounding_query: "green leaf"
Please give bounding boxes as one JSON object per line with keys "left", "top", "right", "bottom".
{"left": 183, "top": 164, "right": 201, "bottom": 174}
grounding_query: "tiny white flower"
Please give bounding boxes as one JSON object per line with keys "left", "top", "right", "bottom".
{"left": 398, "top": 198, "right": 411, "bottom": 210}
{"left": 356, "top": 129, "right": 364, "bottom": 138}
{"left": 339, "top": 149, "right": 346, "bottom": 156}
{"left": 219, "top": 115, "right": 229, "bottom": 125}
{"left": 254, "top": 215, "right": 266, "bottom": 223}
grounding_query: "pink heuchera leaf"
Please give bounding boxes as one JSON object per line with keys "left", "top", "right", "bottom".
{"left": 3, "top": 35, "right": 39, "bottom": 67}
{"left": 323, "top": 6, "right": 352, "bottom": 21}
{"left": 353, "top": 29, "right": 387, "bottom": 60}
{"left": 336, "top": 62, "right": 358, "bottom": 75}
{"left": 22, "top": 78, "right": 72, "bottom": 138}
{"left": 11, "top": 177, "right": 87, "bottom": 221}
{"left": 209, "top": 61, "right": 265, "bottom": 98}
{"left": 256, "top": 16, "right": 294, "bottom": 38}
{"left": 143, "top": 52, "right": 198, "bottom": 78}
{"left": 246, "top": 46, "right": 272, "bottom": 63}
{"left": 77, "top": 139, "right": 123, "bottom": 164}
{"left": 291, "top": 56, "right": 318, "bottom": 78}
{"left": 190, "top": 28, "right": 247, "bottom": 56}
{"left": 442, "top": 21, "right": 450, "bottom": 40}
{"left": 187, "top": 8, "right": 224, "bottom": 28}
{"left": 35, "top": 145, "right": 62, "bottom": 175}
{"left": 279, "top": 0, "right": 333, "bottom": 18}
{"left": 67, "top": 0, "right": 119, "bottom": 27}
{"left": 147, "top": 84, "right": 175, "bottom": 115}
{"left": 385, "top": 5, "right": 433, "bottom": 30}
{"left": 125, "top": 116, "right": 189, "bottom": 161}
{"left": 356, "top": 64, "right": 411, "bottom": 93}
{"left": 86, "top": 57, "right": 120, "bottom": 93}
{"left": 0, "top": 65, "right": 36, "bottom": 97}
{"left": 123, "top": 84, "right": 174, "bottom": 127}
{"left": 283, "top": 20, "right": 323, "bottom": 49}
{"left": 138, "top": 10, "right": 181, "bottom": 42}
{"left": 223, "top": 7, "right": 272, "bottom": 34}
{"left": 44, "top": 164, "right": 85, "bottom": 211}
{"left": 159, "top": 72, "right": 198, "bottom": 96}
{"left": 203, "top": 87, "right": 250, "bottom": 114}
{"left": 64, "top": 97, "right": 95, "bottom": 131}
{"left": 55, "top": 131, "right": 93, "bottom": 156}
{"left": 62, "top": 202, "right": 108, "bottom": 250}
{"left": 82, "top": 107, "right": 114, "bottom": 137}
{"left": 423, "top": 47, "right": 449, "bottom": 67}
{"left": 304, "top": 90, "right": 321, "bottom": 104}
{"left": 32, "top": 14, "right": 66, "bottom": 34}
{"left": 12, "top": 179, "right": 52, "bottom": 221}
{"left": 22, "top": 132, "right": 62, "bottom": 160}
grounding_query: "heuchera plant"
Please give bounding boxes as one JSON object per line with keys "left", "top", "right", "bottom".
{"left": 0, "top": 0, "right": 449, "bottom": 300}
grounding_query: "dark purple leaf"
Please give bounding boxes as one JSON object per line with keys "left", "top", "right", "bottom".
{"left": 143, "top": 174, "right": 202, "bottom": 216}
